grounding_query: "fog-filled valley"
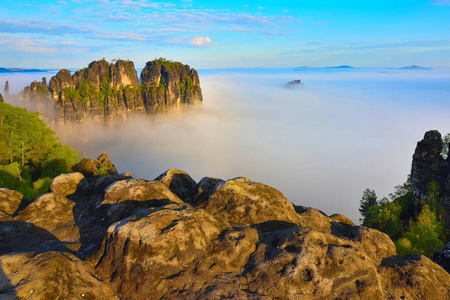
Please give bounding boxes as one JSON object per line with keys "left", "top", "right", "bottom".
{"left": 2, "top": 67, "right": 450, "bottom": 223}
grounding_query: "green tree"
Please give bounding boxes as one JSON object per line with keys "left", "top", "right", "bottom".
{"left": 0, "top": 102, "right": 79, "bottom": 199}
{"left": 389, "top": 176, "right": 412, "bottom": 201}
{"left": 395, "top": 205, "right": 444, "bottom": 257}
{"left": 359, "top": 188, "right": 378, "bottom": 224}
{"left": 365, "top": 201, "right": 404, "bottom": 240}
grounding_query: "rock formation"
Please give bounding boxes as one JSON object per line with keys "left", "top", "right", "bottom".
{"left": 0, "top": 92, "right": 3, "bottom": 103}
{"left": 410, "top": 130, "right": 450, "bottom": 236}
{"left": 3, "top": 81, "right": 8, "bottom": 95}
{"left": 1, "top": 155, "right": 450, "bottom": 299}
{"left": 20, "top": 58, "right": 202, "bottom": 123}
{"left": 285, "top": 79, "right": 302, "bottom": 88}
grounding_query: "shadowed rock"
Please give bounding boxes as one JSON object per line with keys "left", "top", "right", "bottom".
{"left": 14, "top": 193, "right": 81, "bottom": 251}
{"left": 155, "top": 169, "right": 197, "bottom": 201}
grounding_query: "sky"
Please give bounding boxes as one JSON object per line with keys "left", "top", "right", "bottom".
{"left": 1, "top": 0, "right": 450, "bottom": 69}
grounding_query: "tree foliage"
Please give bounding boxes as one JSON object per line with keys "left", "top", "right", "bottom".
{"left": 360, "top": 177, "right": 445, "bottom": 258}
{"left": 0, "top": 102, "right": 79, "bottom": 199}
{"left": 395, "top": 205, "right": 444, "bottom": 257}
{"left": 359, "top": 189, "right": 378, "bottom": 224}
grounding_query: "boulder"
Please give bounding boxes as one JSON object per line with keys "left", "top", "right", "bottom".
{"left": 378, "top": 254, "right": 450, "bottom": 299}
{"left": 155, "top": 169, "right": 197, "bottom": 201}
{"left": 94, "top": 172, "right": 133, "bottom": 193}
{"left": 14, "top": 193, "right": 80, "bottom": 251}
{"left": 0, "top": 188, "right": 25, "bottom": 217}
{"left": 295, "top": 205, "right": 333, "bottom": 230}
{"left": 0, "top": 252, "right": 117, "bottom": 299}
{"left": 101, "top": 179, "right": 184, "bottom": 222}
{"left": 330, "top": 213, "right": 356, "bottom": 226}
{"left": 192, "top": 177, "right": 302, "bottom": 230}
{"left": 49, "top": 172, "right": 91, "bottom": 197}
{"left": 77, "top": 152, "right": 118, "bottom": 179}
{"left": 93, "top": 203, "right": 257, "bottom": 299}
{"left": 243, "top": 225, "right": 397, "bottom": 299}
{"left": 189, "top": 176, "right": 223, "bottom": 206}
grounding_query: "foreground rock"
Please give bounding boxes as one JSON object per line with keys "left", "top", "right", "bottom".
{"left": 1, "top": 161, "right": 450, "bottom": 299}
{"left": 20, "top": 58, "right": 203, "bottom": 123}
{"left": 0, "top": 188, "right": 25, "bottom": 220}
{"left": 0, "top": 252, "right": 117, "bottom": 299}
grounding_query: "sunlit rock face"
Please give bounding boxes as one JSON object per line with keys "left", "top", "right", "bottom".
{"left": 20, "top": 58, "right": 202, "bottom": 124}
{"left": 1, "top": 162, "right": 450, "bottom": 299}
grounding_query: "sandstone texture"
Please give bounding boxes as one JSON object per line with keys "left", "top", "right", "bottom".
{"left": 0, "top": 188, "right": 24, "bottom": 218}
{"left": 20, "top": 58, "right": 203, "bottom": 123}
{"left": 1, "top": 162, "right": 449, "bottom": 299}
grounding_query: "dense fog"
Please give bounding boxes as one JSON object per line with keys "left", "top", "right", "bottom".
{"left": 2, "top": 67, "right": 450, "bottom": 223}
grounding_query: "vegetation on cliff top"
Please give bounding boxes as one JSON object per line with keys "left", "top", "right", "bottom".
{"left": 360, "top": 174, "right": 447, "bottom": 258}
{"left": 0, "top": 102, "right": 79, "bottom": 199}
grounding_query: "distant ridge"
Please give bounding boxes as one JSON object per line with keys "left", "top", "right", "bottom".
{"left": 400, "top": 65, "right": 431, "bottom": 70}
{"left": 326, "top": 65, "right": 354, "bottom": 69}
{"left": 0, "top": 67, "right": 47, "bottom": 73}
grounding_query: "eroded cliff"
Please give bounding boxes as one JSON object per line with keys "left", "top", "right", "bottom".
{"left": 20, "top": 58, "right": 202, "bottom": 123}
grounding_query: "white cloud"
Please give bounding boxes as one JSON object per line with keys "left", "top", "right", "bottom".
{"left": 190, "top": 36, "right": 212, "bottom": 46}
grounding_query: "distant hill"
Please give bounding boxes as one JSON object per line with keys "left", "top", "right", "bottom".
{"left": 400, "top": 65, "right": 431, "bottom": 70}
{"left": 0, "top": 67, "right": 47, "bottom": 73}
{"left": 326, "top": 65, "right": 354, "bottom": 69}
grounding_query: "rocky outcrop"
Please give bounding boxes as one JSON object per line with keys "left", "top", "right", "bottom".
{"left": 0, "top": 252, "right": 117, "bottom": 299}
{"left": 3, "top": 81, "right": 8, "bottom": 95}
{"left": 20, "top": 58, "right": 202, "bottom": 123}
{"left": 0, "top": 92, "right": 3, "bottom": 103}
{"left": 75, "top": 152, "right": 118, "bottom": 181}
{"left": 285, "top": 79, "right": 302, "bottom": 88}
{"left": 1, "top": 161, "right": 450, "bottom": 299}
{"left": 410, "top": 130, "right": 450, "bottom": 235}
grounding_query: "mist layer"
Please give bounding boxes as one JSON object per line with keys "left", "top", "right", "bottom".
{"left": 2, "top": 68, "right": 450, "bottom": 223}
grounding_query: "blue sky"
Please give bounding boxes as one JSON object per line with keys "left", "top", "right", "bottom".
{"left": 1, "top": 0, "right": 450, "bottom": 68}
